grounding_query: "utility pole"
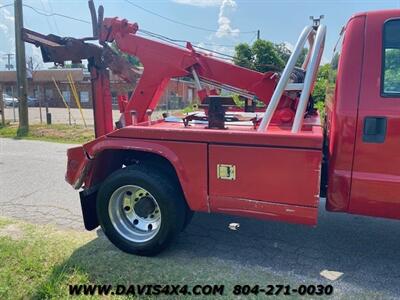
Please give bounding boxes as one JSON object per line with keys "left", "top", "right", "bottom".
{"left": 257, "top": 30, "right": 260, "bottom": 40}
{"left": 3, "top": 53, "right": 15, "bottom": 70}
{"left": 14, "top": 0, "right": 29, "bottom": 135}
{"left": 0, "top": 86, "right": 5, "bottom": 126}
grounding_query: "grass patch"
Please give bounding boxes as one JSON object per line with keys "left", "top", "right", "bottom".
{"left": 0, "top": 124, "right": 94, "bottom": 144}
{"left": 0, "top": 219, "right": 93, "bottom": 299}
{"left": 0, "top": 217, "right": 303, "bottom": 299}
{"left": 181, "top": 103, "right": 199, "bottom": 114}
{"left": 0, "top": 217, "right": 386, "bottom": 299}
{"left": 0, "top": 218, "right": 12, "bottom": 228}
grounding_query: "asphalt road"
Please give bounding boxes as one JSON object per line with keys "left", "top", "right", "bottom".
{"left": 1, "top": 138, "right": 400, "bottom": 298}
{"left": 0, "top": 138, "right": 82, "bottom": 229}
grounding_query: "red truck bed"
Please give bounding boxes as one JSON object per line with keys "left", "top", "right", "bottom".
{"left": 110, "top": 115, "right": 322, "bottom": 149}
{"left": 69, "top": 114, "right": 323, "bottom": 226}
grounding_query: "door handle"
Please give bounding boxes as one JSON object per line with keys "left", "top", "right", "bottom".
{"left": 363, "top": 116, "right": 387, "bottom": 143}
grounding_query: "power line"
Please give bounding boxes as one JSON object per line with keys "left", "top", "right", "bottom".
{"left": 197, "top": 42, "right": 237, "bottom": 48}
{"left": 1, "top": 1, "right": 255, "bottom": 35}
{"left": 249, "top": 32, "right": 258, "bottom": 44}
{"left": 0, "top": 3, "right": 13, "bottom": 9}
{"left": 22, "top": 4, "right": 90, "bottom": 24}
{"left": 124, "top": 0, "right": 256, "bottom": 35}
{"left": 1, "top": 2, "right": 241, "bottom": 57}
{"left": 138, "top": 29, "right": 236, "bottom": 61}
{"left": 47, "top": 0, "right": 61, "bottom": 34}
{"left": 139, "top": 29, "right": 240, "bottom": 49}
{"left": 0, "top": 3, "right": 90, "bottom": 24}
{"left": 194, "top": 45, "right": 235, "bottom": 59}
{"left": 0, "top": 3, "right": 91, "bottom": 24}
{"left": 39, "top": 0, "right": 55, "bottom": 34}
{"left": 139, "top": 29, "right": 186, "bottom": 48}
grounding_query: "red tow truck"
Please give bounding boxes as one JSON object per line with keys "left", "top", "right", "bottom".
{"left": 24, "top": 2, "right": 400, "bottom": 256}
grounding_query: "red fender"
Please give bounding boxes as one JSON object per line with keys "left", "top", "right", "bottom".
{"left": 81, "top": 136, "right": 209, "bottom": 212}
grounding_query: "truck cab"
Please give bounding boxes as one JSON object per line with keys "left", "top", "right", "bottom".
{"left": 325, "top": 10, "right": 400, "bottom": 220}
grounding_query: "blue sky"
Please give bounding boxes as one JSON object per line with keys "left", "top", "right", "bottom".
{"left": 1, "top": 0, "right": 400, "bottom": 69}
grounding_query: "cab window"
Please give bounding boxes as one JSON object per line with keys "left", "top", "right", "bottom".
{"left": 325, "top": 27, "right": 345, "bottom": 103}
{"left": 329, "top": 27, "right": 344, "bottom": 84}
{"left": 382, "top": 19, "right": 400, "bottom": 96}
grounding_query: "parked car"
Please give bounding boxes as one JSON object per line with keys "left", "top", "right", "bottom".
{"left": 27, "top": 96, "right": 39, "bottom": 107}
{"left": 2, "top": 94, "right": 18, "bottom": 107}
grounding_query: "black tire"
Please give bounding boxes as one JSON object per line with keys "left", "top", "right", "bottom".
{"left": 138, "top": 159, "right": 193, "bottom": 231}
{"left": 96, "top": 164, "right": 186, "bottom": 256}
{"left": 182, "top": 209, "right": 194, "bottom": 231}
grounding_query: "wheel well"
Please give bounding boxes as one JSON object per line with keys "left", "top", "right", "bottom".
{"left": 80, "top": 149, "right": 186, "bottom": 231}
{"left": 88, "top": 149, "right": 181, "bottom": 189}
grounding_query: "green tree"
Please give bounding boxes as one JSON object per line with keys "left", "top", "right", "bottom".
{"left": 233, "top": 39, "right": 331, "bottom": 117}
{"left": 252, "top": 40, "right": 285, "bottom": 72}
{"left": 233, "top": 43, "right": 253, "bottom": 69}
{"left": 273, "top": 43, "right": 308, "bottom": 68}
{"left": 383, "top": 49, "right": 400, "bottom": 92}
{"left": 313, "top": 80, "right": 327, "bottom": 104}
{"left": 317, "top": 63, "right": 331, "bottom": 81}
{"left": 274, "top": 43, "right": 291, "bottom": 64}
{"left": 297, "top": 48, "right": 308, "bottom": 67}
{"left": 111, "top": 42, "right": 142, "bottom": 67}
{"left": 234, "top": 39, "right": 307, "bottom": 73}
{"left": 312, "top": 63, "right": 332, "bottom": 104}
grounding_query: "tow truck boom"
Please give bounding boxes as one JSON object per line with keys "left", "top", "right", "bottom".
{"left": 23, "top": 0, "right": 324, "bottom": 137}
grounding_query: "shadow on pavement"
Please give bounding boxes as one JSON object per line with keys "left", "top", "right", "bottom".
{"left": 37, "top": 201, "right": 400, "bottom": 298}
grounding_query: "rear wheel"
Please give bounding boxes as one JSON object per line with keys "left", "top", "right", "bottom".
{"left": 97, "top": 164, "right": 186, "bottom": 256}
{"left": 183, "top": 209, "right": 194, "bottom": 231}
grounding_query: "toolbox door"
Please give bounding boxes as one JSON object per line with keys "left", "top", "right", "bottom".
{"left": 208, "top": 144, "right": 321, "bottom": 225}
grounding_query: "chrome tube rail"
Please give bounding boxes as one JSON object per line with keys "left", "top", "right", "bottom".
{"left": 302, "top": 32, "right": 315, "bottom": 70}
{"left": 292, "top": 24, "right": 326, "bottom": 133}
{"left": 257, "top": 23, "right": 326, "bottom": 133}
{"left": 191, "top": 67, "right": 202, "bottom": 90}
{"left": 199, "top": 77, "right": 255, "bottom": 99}
{"left": 257, "top": 25, "right": 314, "bottom": 132}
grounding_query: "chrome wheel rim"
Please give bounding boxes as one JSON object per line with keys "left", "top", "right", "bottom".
{"left": 108, "top": 185, "right": 161, "bottom": 243}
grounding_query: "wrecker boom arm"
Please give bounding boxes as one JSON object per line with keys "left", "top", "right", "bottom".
{"left": 23, "top": 1, "right": 325, "bottom": 136}
{"left": 22, "top": 2, "right": 278, "bottom": 136}
{"left": 100, "top": 17, "right": 277, "bottom": 124}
